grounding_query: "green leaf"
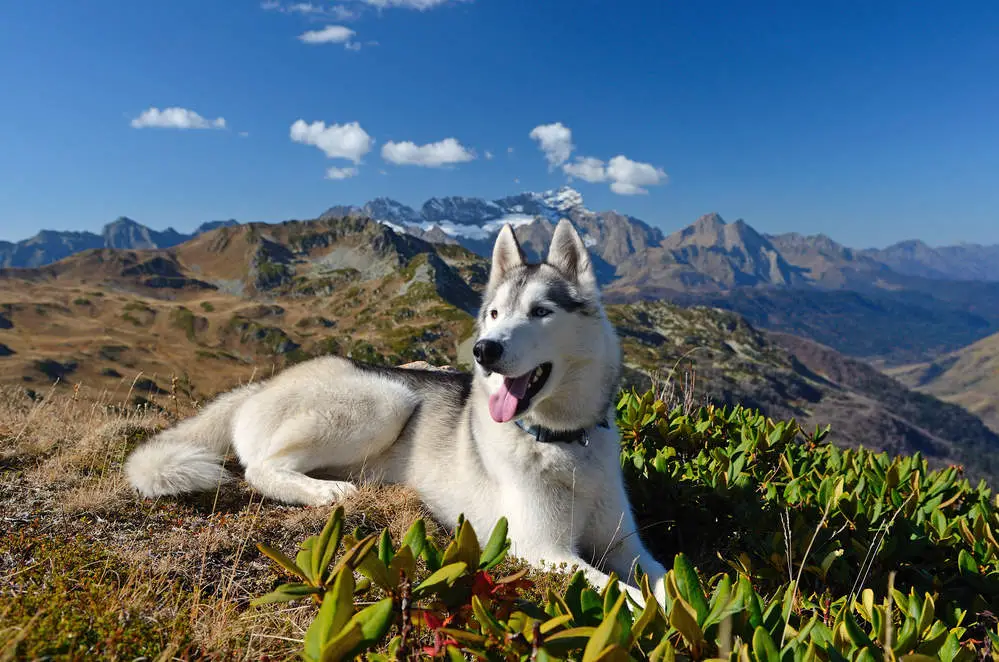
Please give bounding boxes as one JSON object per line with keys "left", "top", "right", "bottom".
{"left": 249, "top": 582, "right": 321, "bottom": 606}
{"left": 331, "top": 533, "right": 378, "bottom": 579}
{"left": 388, "top": 543, "right": 416, "bottom": 589}
{"left": 540, "top": 614, "right": 574, "bottom": 635}
{"left": 736, "top": 575, "right": 763, "bottom": 629}
{"left": 315, "top": 506, "right": 345, "bottom": 584}
{"left": 438, "top": 628, "right": 488, "bottom": 646}
{"left": 702, "top": 575, "right": 735, "bottom": 628}
{"left": 472, "top": 595, "right": 506, "bottom": 638}
{"left": 648, "top": 636, "right": 676, "bottom": 662}
{"left": 442, "top": 518, "right": 481, "bottom": 570}
{"left": 842, "top": 611, "right": 875, "bottom": 650}
{"left": 377, "top": 528, "right": 394, "bottom": 568}
{"left": 892, "top": 618, "right": 918, "bottom": 655}
{"left": 421, "top": 538, "right": 443, "bottom": 572}
{"left": 479, "top": 516, "right": 509, "bottom": 570}
{"left": 957, "top": 550, "right": 978, "bottom": 575}
{"left": 672, "top": 553, "right": 709, "bottom": 624}
{"left": 337, "top": 597, "right": 396, "bottom": 658}
{"left": 669, "top": 596, "right": 704, "bottom": 650}
{"left": 752, "top": 625, "right": 779, "bottom": 662}
{"left": 315, "top": 622, "right": 363, "bottom": 662}
{"left": 413, "top": 561, "right": 468, "bottom": 598}
{"left": 304, "top": 571, "right": 355, "bottom": 662}
{"left": 583, "top": 592, "right": 627, "bottom": 662}
{"left": 937, "top": 631, "right": 961, "bottom": 662}
{"left": 854, "top": 647, "right": 877, "bottom": 662}
{"left": 580, "top": 588, "right": 604, "bottom": 624}
{"left": 631, "top": 595, "right": 663, "bottom": 641}
{"left": 297, "top": 545, "right": 316, "bottom": 585}
{"left": 356, "top": 549, "right": 392, "bottom": 592}
{"left": 563, "top": 570, "right": 587, "bottom": 622}
{"left": 256, "top": 542, "right": 309, "bottom": 582}
{"left": 400, "top": 518, "right": 426, "bottom": 560}
{"left": 918, "top": 594, "right": 935, "bottom": 636}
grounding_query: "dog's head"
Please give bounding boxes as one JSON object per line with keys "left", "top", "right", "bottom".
{"left": 473, "top": 219, "right": 621, "bottom": 430}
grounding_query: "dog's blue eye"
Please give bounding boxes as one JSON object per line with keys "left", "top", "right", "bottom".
{"left": 532, "top": 307, "right": 552, "bottom": 318}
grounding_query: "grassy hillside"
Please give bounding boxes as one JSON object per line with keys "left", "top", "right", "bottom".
{"left": 2, "top": 380, "right": 997, "bottom": 659}
{"left": 0, "top": 219, "right": 483, "bottom": 405}
{"left": 2, "top": 218, "right": 998, "bottom": 484}
{"left": 887, "top": 330, "right": 999, "bottom": 434}
{"left": 610, "top": 301, "right": 999, "bottom": 484}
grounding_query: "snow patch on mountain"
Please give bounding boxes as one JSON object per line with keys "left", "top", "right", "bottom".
{"left": 419, "top": 213, "right": 538, "bottom": 240}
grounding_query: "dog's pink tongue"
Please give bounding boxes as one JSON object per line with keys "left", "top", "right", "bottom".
{"left": 488, "top": 373, "right": 532, "bottom": 423}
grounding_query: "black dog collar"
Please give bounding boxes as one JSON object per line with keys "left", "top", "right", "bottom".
{"left": 514, "top": 418, "right": 610, "bottom": 446}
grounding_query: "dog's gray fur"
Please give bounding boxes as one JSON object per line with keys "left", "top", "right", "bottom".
{"left": 125, "top": 219, "right": 667, "bottom": 606}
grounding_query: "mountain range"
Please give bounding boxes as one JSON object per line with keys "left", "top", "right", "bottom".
{"left": 4, "top": 188, "right": 999, "bottom": 366}
{"left": 0, "top": 217, "right": 238, "bottom": 269}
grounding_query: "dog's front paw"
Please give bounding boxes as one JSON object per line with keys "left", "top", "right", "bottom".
{"left": 309, "top": 481, "right": 359, "bottom": 506}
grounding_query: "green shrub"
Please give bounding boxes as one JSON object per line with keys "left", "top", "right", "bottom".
{"left": 249, "top": 387, "right": 999, "bottom": 660}
{"left": 254, "top": 503, "right": 998, "bottom": 661}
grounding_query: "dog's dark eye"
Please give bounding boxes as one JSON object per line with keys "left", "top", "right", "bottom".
{"left": 531, "top": 307, "right": 552, "bottom": 318}
{"left": 489, "top": 309, "right": 498, "bottom": 319}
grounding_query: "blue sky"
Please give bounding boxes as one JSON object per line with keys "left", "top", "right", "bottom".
{"left": 1, "top": 0, "right": 998, "bottom": 247}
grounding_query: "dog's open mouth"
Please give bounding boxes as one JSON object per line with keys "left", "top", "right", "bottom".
{"left": 488, "top": 362, "right": 552, "bottom": 423}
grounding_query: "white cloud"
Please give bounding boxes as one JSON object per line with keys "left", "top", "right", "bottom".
{"left": 263, "top": 1, "right": 357, "bottom": 19}
{"left": 298, "top": 25, "right": 357, "bottom": 48}
{"left": 290, "top": 119, "right": 373, "bottom": 163}
{"left": 287, "top": 2, "right": 326, "bottom": 14}
{"left": 605, "top": 155, "right": 667, "bottom": 195}
{"left": 529, "top": 122, "right": 574, "bottom": 168}
{"left": 362, "top": 0, "right": 462, "bottom": 9}
{"left": 507, "top": 146, "right": 515, "bottom": 155}
{"left": 238, "top": 131, "right": 249, "bottom": 138}
{"left": 484, "top": 150, "right": 494, "bottom": 160}
{"left": 130, "top": 107, "right": 226, "bottom": 130}
{"left": 381, "top": 137, "right": 475, "bottom": 167}
{"left": 326, "top": 166, "right": 358, "bottom": 180}
{"left": 563, "top": 156, "right": 607, "bottom": 183}
{"left": 333, "top": 5, "right": 358, "bottom": 19}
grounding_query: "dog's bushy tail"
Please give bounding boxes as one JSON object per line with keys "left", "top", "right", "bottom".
{"left": 125, "top": 383, "right": 263, "bottom": 498}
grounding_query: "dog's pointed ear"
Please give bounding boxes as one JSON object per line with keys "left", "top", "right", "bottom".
{"left": 547, "top": 219, "right": 597, "bottom": 293}
{"left": 488, "top": 224, "right": 525, "bottom": 289}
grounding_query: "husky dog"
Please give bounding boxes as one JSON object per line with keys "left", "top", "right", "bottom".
{"left": 125, "top": 219, "right": 667, "bottom": 606}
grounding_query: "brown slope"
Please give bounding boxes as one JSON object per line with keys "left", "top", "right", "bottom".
{"left": 0, "top": 217, "right": 485, "bottom": 403}
{"left": 608, "top": 301, "right": 999, "bottom": 483}
{"left": 886, "top": 331, "right": 999, "bottom": 433}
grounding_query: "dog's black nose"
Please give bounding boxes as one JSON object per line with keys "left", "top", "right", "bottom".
{"left": 473, "top": 339, "right": 503, "bottom": 367}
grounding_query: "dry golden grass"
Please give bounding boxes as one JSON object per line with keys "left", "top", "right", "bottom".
{"left": 0, "top": 381, "right": 449, "bottom": 660}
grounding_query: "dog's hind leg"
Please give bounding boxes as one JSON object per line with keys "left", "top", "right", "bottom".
{"left": 233, "top": 372, "right": 421, "bottom": 506}
{"left": 240, "top": 414, "right": 362, "bottom": 505}
{"left": 244, "top": 464, "right": 358, "bottom": 506}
